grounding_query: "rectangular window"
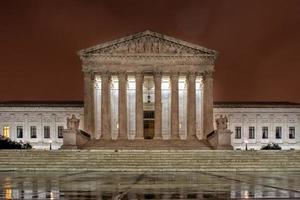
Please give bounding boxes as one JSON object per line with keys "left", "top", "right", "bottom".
{"left": 30, "top": 126, "right": 37, "bottom": 138}
{"left": 262, "top": 126, "right": 268, "bottom": 139}
{"left": 44, "top": 126, "right": 50, "bottom": 139}
{"left": 16, "top": 126, "right": 23, "bottom": 138}
{"left": 249, "top": 126, "right": 255, "bottom": 139}
{"left": 275, "top": 127, "right": 282, "bottom": 139}
{"left": 235, "top": 126, "right": 241, "bottom": 139}
{"left": 58, "top": 126, "right": 64, "bottom": 138}
{"left": 289, "top": 127, "right": 295, "bottom": 139}
{"left": 3, "top": 126, "right": 10, "bottom": 138}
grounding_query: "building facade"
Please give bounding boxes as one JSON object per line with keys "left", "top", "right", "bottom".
{"left": 1, "top": 31, "right": 299, "bottom": 150}
{"left": 0, "top": 102, "right": 299, "bottom": 150}
{"left": 78, "top": 30, "right": 217, "bottom": 144}
{"left": 0, "top": 102, "right": 83, "bottom": 149}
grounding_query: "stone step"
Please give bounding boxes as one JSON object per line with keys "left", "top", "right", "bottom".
{"left": 1, "top": 151, "right": 299, "bottom": 155}
{"left": 0, "top": 156, "right": 298, "bottom": 160}
{"left": 1, "top": 158, "right": 298, "bottom": 162}
{"left": 1, "top": 150, "right": 300, "bottom": 172}
{"left": 0, "top": 150, "right": 300, "bottom": 155}
{"left": 1, "top": 163, "right": 298, "bottom": 168}
{"left": 1, "top": 159, "right": 297, "bottom": 163}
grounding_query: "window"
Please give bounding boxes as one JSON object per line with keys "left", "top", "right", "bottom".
{"left": 289, "top": 127, "right": 295, "bottom": 139}
{"left": 30, "top": 126, "right": 37, "bottom": 138}
{"left": 44, "top": 126, "right": 50, "bottom": 138}
{"left": 235, "top": 126, "right": 241, "bottom": 139}
{"left": 58, "top": 126, "right": 64, "bottom": 138}
{"left": 3, "top": 126, "right": 10, "bottom": 138}
{"left": 275, "top": 127, "right": 282, "bottom": 139}
{"left": 17, "top": 126, "right": 23, "bottom": 138}
{"left": 262, "top": 127, "right": 268, "bottom": 139}
{"left": 249, "top": 126, "right": 255, "bottom": 139}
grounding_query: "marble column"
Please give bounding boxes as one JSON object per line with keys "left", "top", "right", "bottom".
{"left": 154, "top": 72, "right": 162, "bottom": 139}
{"left": 187, "top": 73, "right": 196, "bottom": 140}
{"left": 203, "top": 72, "right": 214, "bottom": 138}
{"left": 118, "top": 72, "right": 127, "bottom": 139}
{"left": 83, "top": 72, "right": 95, "bottom": 138}
{"left": 101, "top": 73, "right": 111, "bottom": 140}
{"left": 135, "top": 73, "right": 144, "bottom": 139}
{"left": 171, "top": 73, "right": 180, "bottom": 139}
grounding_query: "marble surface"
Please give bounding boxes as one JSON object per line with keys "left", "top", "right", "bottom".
{"left": 1, "top": 171, "right": 300, "bottom": 199}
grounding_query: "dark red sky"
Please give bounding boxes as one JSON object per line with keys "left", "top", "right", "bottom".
{"left": 1, "top": 0, "right": 300, "bottom": 102}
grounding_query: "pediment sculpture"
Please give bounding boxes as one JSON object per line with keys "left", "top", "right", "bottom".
{"left": 78, "top": 30, "right": 217, "bottom": 57}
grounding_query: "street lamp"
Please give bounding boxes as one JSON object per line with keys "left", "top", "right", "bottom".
{"left": 245, "top": 140, "right": 248, "bottom": 151}
{"left": 49, "top": 140, "right": 52, "bottom": 150}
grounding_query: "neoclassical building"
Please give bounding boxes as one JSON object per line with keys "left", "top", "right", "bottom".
{"left": 1, "top": 31, "right": 299, "bottom": 150}
{"left": 0, "top": 101, "right": 299, "bottom": 150}
{"left": 78, "top": 30, "right": 216, "bottom": 142}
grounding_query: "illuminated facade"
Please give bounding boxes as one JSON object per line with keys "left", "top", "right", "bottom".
{"left": 0, "top": 102, "right": 299, "bottom": 150}
{"left": 1, "top": 31, "right": 299, "bottom": 150}
{"left": 78, "top": 30, "right": 216, "bottom": 142}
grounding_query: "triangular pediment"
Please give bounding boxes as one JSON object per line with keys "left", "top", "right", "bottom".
{"left": 78, "top": 30, "right": 217, "bottom": 58}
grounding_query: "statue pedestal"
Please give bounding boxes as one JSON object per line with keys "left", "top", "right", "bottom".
{"left": 61, "top": 115, "right": 90, "bottom": 149}
{"left": 61, "top": 129, "right": 78, "bottom": 149}
{"left": 207, "top": 129, "right": 233, "bottom": 150}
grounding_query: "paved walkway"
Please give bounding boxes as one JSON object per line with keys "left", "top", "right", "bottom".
{"left": 0, "top": 171, "right": 300, "bottom": 199}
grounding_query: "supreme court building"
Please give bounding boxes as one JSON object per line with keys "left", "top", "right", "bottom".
{"left": 1, "top": 30, "right": 299, "bottom": 150}
{"left": 79, "top": 30, "right": 216, "bottom": 142}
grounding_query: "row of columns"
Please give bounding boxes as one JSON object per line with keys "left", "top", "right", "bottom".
{"left": 83, "top": 71, "right": 214, "bottom": 140}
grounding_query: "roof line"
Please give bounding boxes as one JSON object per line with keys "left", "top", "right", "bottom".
{"left": 78, "top": 30, "right": 217, "bottom": 57}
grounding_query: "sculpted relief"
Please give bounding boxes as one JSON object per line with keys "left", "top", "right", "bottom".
{"left": 90, "top": 36, "right": 203, "bottom": 55}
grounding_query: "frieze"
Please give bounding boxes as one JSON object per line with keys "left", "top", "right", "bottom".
{"left": 88, "top": 36, "right": 206, "bottom": 55}
{"left": 82, "top": 54, "right": 216, "bottom": 68}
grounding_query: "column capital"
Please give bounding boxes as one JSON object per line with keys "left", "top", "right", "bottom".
{"left": 84, "top": 71, "right": 95, "bottom": 80}
{"left": 202, "top": 71, "right": 214, "bottom": 80}
{"left": 154, "top": 71, "right": 162, "bottom": 78}
{"left": 187, "top": 72, "right": 196, "bottom": 80}
{"left": 135, "top": 72, "right": 144, "bottom": 81}
{"left": 170, "top": 72, "right": 179, "bottom": 80}
{"left": 101, "top": 72, "right": 111, "bottom": 81}
{"left": 118, "top": 71, "right": 128, "bottom": 80}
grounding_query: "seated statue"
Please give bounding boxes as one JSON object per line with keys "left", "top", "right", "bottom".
{"left": 215, "top": 115, "right": 228, "bottom": 131}
{"left": 67, "top": 114, "right": 80, "bottom": 130}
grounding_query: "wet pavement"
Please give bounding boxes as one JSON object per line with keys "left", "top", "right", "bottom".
{"left": 0, "top": 171, "right": 300, "bottom": 199}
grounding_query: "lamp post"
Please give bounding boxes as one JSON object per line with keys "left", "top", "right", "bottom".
{"left": 49, "top": 140, "right": 52, "bottom": 150}
{"left": 245, "top": 140, "right": 248, "bottom": 151}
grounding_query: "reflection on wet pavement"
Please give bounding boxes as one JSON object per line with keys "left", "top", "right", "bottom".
{"left": 1, "top": 171, "right": 300, "bottom": 199}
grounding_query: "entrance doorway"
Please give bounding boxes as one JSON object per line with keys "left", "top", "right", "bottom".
{"left": 143, "top": 111, "right": 154, "bottom": 139}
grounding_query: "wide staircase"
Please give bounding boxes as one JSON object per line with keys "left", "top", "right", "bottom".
{"left": 0, "top": 150, "right": 300, "bottom": 172}
{"left": 81, "top": 139, "right": 213, "bottom": 150}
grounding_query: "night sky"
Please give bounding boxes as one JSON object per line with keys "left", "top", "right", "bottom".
{"left": 1, "top": 0, "right": 300, "bottom": 103}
